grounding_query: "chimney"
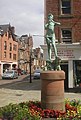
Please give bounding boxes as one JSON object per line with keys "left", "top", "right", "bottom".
{"left": 11, "top": 26, "right": 15, "bottom": 34}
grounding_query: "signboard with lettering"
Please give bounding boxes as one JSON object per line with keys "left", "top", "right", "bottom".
{"left": 41, "top": 44, "right": 81, "bottom": 60}
{"left": 52, "top": 48, "right": 81, "bottom": 60}
{"left": 57, "top": 49, "right": 75, "bottom": 59}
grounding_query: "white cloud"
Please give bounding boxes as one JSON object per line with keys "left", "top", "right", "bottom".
{"left": 0, "top": 0, "right": 44, "bottom": 48}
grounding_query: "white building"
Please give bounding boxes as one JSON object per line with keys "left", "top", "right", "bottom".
{"left": 41, "top": 42, "right": 81, "bottom": 90}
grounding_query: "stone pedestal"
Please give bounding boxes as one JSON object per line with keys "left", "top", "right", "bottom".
{"left": 40, "top": 70, "right": 65, "bottom": 111}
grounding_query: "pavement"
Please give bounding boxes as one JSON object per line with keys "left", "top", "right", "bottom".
{"left": 0, "top": 75, "right": 81, "bottom": 107}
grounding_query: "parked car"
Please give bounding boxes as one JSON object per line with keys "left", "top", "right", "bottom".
{"left": 2, "top": 70, "right": 18, "bottom": 79}
{"left": 33, "top": 69, "right": 41, "bottom": 79}
{"left": 21, "top": 70, "right": 27, "bottom": 75}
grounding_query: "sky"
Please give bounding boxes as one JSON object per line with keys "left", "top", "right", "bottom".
{"left": 0, "top": 0, "right": 44, "bottom": 48}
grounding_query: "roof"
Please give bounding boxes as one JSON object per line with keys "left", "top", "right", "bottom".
{"left": 0, "top": 24, "right": 18, "bottom": 42}
{"left": 0, "top": 24, "right": 10, "bottom": 35}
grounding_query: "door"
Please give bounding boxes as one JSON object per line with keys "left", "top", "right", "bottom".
{"left": 61, "top": 64, "right": 68, "bottom": 91}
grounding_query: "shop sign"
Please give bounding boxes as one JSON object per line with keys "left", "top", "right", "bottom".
{"left": 57, "top": 49, "right": 75, "bottom": 59}
{"left": 52, "top": 49, "right": 75, "bottom": 59}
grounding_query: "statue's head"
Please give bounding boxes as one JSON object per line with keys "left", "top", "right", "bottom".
{"left": 48, "top": 13, "right": 53, "bottom": 20}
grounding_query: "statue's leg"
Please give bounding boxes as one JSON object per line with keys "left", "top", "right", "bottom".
{"left": 48, "top": 43, "right": 51, "bottom": 60}
{"left": 46, "top": 37, "right": 51, "bottom": 60}
{"left": 52, "top": 38, "right": 58, "bottom": 58}
{"left": 49, "top": 44, "right": 51, "bottom": 60}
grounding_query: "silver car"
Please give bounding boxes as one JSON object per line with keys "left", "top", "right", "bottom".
{"left": 2, "top": 70, "right": 18, "bottom": 79}
{"left": 33, "top": 69, "right": 41, "bottom": 79}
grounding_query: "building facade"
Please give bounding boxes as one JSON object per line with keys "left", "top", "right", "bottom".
{"left": 41, "top": 0, "right": 81, "bottom": 90}
{"left": 0, "top": 24, "right": 18, "bottom": 75}
{"left": 18, "top": 34, "right": 33, "bottom": 73}
{"left": 33, "top": 47, "right": 46, "bottom": 70}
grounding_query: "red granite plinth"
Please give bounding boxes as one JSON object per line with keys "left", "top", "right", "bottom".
{"left": 40, "top": 71, "right": 65, "bottom": 111}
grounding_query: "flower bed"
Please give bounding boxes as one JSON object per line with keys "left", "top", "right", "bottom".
{"left": 0, "top": 99, "right": 81, "bottom": 120}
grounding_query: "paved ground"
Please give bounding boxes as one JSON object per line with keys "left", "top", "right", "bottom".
{"left": 0, "top": 75, "right": 81, "bottom": 107}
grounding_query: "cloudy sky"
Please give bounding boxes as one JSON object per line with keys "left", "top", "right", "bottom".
{"left": 0, "top": 0, "right": 44, "bottom": 48}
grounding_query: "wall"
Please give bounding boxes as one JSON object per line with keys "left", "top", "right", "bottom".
{"left": 45, "top": 0, "right": 81, "bottom": 43}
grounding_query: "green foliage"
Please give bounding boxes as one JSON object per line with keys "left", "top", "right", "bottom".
{"left": 0, "top": 100, "right": 81, "bottom": 120}
{"left": 0, "top": 102, "right": 41, "bottom": 120}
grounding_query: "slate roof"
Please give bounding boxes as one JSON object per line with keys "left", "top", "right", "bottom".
{"left": 0, "top": 24, "right": 10, "bottom": 35}
{"left": 0, "top": 24, "right": 18, "bottom": 42}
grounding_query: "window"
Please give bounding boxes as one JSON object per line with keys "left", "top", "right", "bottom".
{"left": 9, "top": 43, "right": 12, "bottom": 51}
{"left": 4, "top": 41, "right": 7, "bottom": 50}
{"left": 61, "top": 0, "right": 71, "bottom": 15}
{"left": 13, "top": 44, "right": 17, "bottom": 51}
{"left": 9, "top": 53, "right": 12, "bottom": 59}
{"left": 61, "top": 28, "right": 72, "bottom": 43}
{"left": 4, "top": 52, "right": 6, "bottom": 58}
{"left": 13, "top": 54, "right": 16, "bottom": 60}
{"left": 20, "top": 51, "right": 24, "bottom": 59}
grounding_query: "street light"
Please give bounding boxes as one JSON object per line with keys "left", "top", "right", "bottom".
{"left": 29, "top": 34, "right": 44, "bottom": 83}
{"left": 23, "top": 56, "right": 32, "bottom": 83}
{"left": 29, "top": 49, "right": 32, "bottom": 83}
{"left": 29, "top": 49, "right": 34, "bottom": 83}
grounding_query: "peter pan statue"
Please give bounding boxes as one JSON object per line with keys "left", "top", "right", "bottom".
{"left": 45, "top": 13, "right": 60, "bottom": 60}
{"left": 45, "top": 13, "right": 61, "bottom": 70}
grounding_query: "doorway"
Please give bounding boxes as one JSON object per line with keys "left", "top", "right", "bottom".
{"left": 61, "top": 64, "right": 68, "bottom": 91}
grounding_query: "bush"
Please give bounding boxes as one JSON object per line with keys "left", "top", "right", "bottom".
{"left": 0, "top": 99, "right": 81, "bottom": 120}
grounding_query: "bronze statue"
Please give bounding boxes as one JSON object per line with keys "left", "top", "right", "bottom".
{"left": 45, "top": 13, "right": 61, "bottom": 70}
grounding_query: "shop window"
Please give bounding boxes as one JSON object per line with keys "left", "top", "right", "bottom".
{"left": 60, "top": 0, "right": 71, "bottom": 15}
{"left": 61, "top": 28, "right": 72, "bottom": 43}
{"left": 73, "top": 60, "right": 81, "bottom": 86}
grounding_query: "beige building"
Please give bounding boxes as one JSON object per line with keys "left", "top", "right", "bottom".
{"left": 33, "top": 47, "right": 46, "bottom": 70}
{"left": 18, "top": 34, "right": 33, "bottom": 73}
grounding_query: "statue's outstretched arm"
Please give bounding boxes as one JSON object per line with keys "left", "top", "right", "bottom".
{"left": 55, "top": 22, "right": 61, "bottom": 25}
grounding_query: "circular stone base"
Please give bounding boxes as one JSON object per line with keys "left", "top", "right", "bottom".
{"left": 41, "top": 70, "right": 65, "bottom": 111}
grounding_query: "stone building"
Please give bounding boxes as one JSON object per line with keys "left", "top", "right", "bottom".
{"left": 41, "top": 0, "right": 81, "bottom": 90}
{"left": 33, "top": 47, "right": 45, "bottom": 70}
{"left": 0, "top": 24, "right": 18, "bottom": 75}
{"left": 18, "top": 34, "right": 33, "bottom": 73}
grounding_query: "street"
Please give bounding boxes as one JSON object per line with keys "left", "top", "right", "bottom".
{"left": 0, "top": 75, "right": 41, "bottom": 107}
{"left": 0, "top": 75, "right": 81, "bottom": 107}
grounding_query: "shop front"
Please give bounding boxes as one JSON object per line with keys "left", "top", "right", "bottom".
{"left": 41, "top": 43, "right": 81, "bottom": 90}
{"left": 73, "top": 60, "right": 81, "bottom": 86}
{"left": 0, "top": 61, "right": 18, "bottom": 75}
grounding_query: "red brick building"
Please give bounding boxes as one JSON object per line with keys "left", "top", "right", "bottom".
{"left": 45, "top": 0, "right": 81, "bottom": 43}
{"left": 41, "top": 0, "right": 81, "bottom": 90}
{"left": 0, "top": 24, "right": 18, "bottom": 75}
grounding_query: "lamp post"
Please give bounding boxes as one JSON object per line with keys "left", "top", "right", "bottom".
{"left": 29, "top": 48, "right": 34, "bottom": 83}
{"left": 29, "top": 49, "right": 32, "bottom": 83}
{"left": 29, "top": 34, "right": 44, "bottom": 83}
